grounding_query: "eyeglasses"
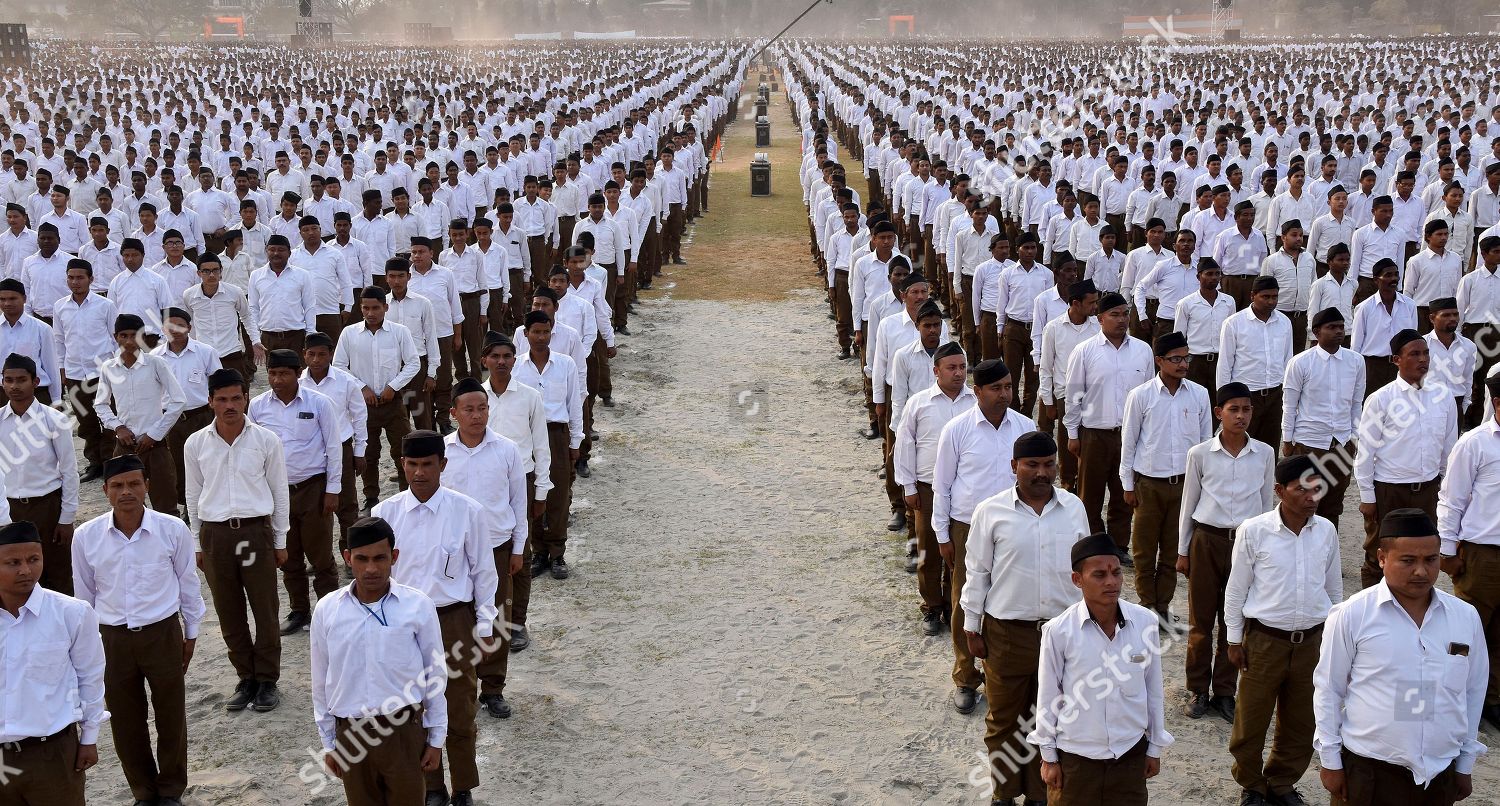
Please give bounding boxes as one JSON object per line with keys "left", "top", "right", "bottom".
{"left": 1161, "top": 355, "right": 1192, "bottom": 365}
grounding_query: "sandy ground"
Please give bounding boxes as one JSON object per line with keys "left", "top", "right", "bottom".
{"left": 75, "top": 92, "right": 1500, "bottom": 805}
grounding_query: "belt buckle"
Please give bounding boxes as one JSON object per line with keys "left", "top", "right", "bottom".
{"left": 1168, "top": 475, "right": 1181, "bottom": 486}
{"left": 1289, "top": 629, "right": 1305, "bottom": 645}
{"left": 1035, "top": 620, "right": 1045, "bottom": 631}
{"left": 0, "top": 741, "right": 19, "bottom": 752}
{"left": 1410, "top": 482, "right": 1423, "bottom": 493}
{"left": 228, "top": 517, "right": 242, "bottom": 529}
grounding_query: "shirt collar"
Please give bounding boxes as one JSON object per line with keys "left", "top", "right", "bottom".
{"left": 17, "top": 585, "right": 47, "bottom": 618}
{"left": 1372, "top": 578, "right": 1447, "bottom": 615}
{"left": 401, "top": 487, "right": 446, "bottom": 514}
{"left": 1208, "top": 434, "right": 1260, "bottom": 455}
{"left": 1075, "top": 602, "right": 1129, "bottom": 628}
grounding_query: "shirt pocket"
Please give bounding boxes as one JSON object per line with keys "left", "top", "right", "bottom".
{"left": 293, "top": 411, "right": 322, "bottom": 443}
{"left": 25, "top": 639, "right": 71, "bottom": 684}
{"left": 129, "top": 558, "right": 174, "bottom": 595}
{"left": 1442, "top": 653, "right": 1471, "bottom": 695}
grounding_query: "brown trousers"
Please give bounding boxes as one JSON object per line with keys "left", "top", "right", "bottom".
{"left": 402, "top": 356, "right": 433, "bottom": 431}
{"left": 10, "top": 490, "right": 68, "bottom": 595}
{"left": 557, "top": 215, "right": 578, "bottom": 263}
{"left": 433, "top": 337, "right": 456, "bottom": 426}
{"left": 525, "top": 236, "right": 548, "bottom": 287}
{"left": 260, "top": 329, "right": 306, "bottom": 354}
{"left": 1130, "top": 474, "right": 1182, "bottom": 611}
{"left": 1187, "top": 352, "right": 1217, "bottom": 391}
{"left": 958, "top": 275, "right": 977, "bottom": 356}
{"left": 1286, "top": 310, "right": 1308, "bottom": 353}
{"left": 166, "top": 404, "right": 212, "bottom": 506}
{"left": 949, "top": 521, "right": 983, "bottom": 690}
{"left": 1364, "top": 354, "right": 1397, "bottom": 400}
{"left": 980, "top": 616, "right": 1046, "bottom": 802}
{"left": 1247, "top": 386, "right": 1284, "bottom": 449}
{"left": 1334, "top": 752, "right": 1459, "bottom": 806}
{"left": 1222, "top": 274, "right": 1256, "bottom": 309}
{"left": 1287, "top": 440, "right": 1354, "bottom": 527}
{"left": 1452, "top": 541, "right": 1500, "bottom": 706}
{"left": 336, "top": 439, "right": 358, "bottom": 550}
{"left": 1078, "top": 427, "right": 1131, "bottom": 548}
{"left": 507, "top": 268, "right": 529, "bottom": 330}
{"left": 283, "top": 474, "right": 336, "bottom": 614}
{"left": 665, "top": 204, "right": 685, "bottom": 261}
{"left": 1039, "top": 399, "right": 1078, "bottom": 491}
{"left": 880, "top": 384, "right": 904, "bottom": 513}
{"left": 1003, "top": 317, "right": 1039, "bottom": 416}
{"left": 477, "top": 540, "right": 516, "bottom": 696}
{"left": 458, "top": 292, "right": 484, "bottom": 380}
{"left": 200, "top": 516, "right": 281, "bottom": 682}
{"left": 540, "top": 422, "right": 574, "bottom": 559}
{"left": 1462, "top": 322, "right": 1499, "bottom": 428}
{"left": 112, "top": 439, "right": 178, "bottom": 514}
{"left": 1229, "top": 623, "right": 1321, "bottom": 798}
{"left": 1361, "top": 478, "right": 1439, "bottom": 589}
{"left": 64, "top": 377, "right": 109, "bottom": 470}
{"left": 1186, "top": 525, "right": 1238, "bottom": 697}
{"left": 511, "top": 476, "right": 538, "bottom": 627}
{"left": 101, "top": 618, "right": 188, "bottom": 802}
{"left": 914, "top": 481, "right": 949, "bottom": 617}
{"left": 1049, "top": 737, "right": 1149, "bottom": 806}
{"left": 0, "top": 724, "right": 84, "bottom": 805}
{"left": 430, "top": 603, "right": 480, "bottom": 793}
{"left": 980, "top": 311, "right": 1001, "bottom": 362}
{"left": 334, "top": 705, "right": 426, "bottom": 806}
{"left": 833, "top": 269, "right": 852, "bottom": 351}
{"left": 314, "top": 313, "right": 344, "bottom": 346}
{"left": 363, "top": 395, "right": 412, "bottom": 503}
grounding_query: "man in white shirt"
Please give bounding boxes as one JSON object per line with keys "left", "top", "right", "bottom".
{"left": 55, "top": 258, "right": 117, "bottom": 479}
{"left": 1028, "top": 532, "right": 1173, "bottom": 806}
{"left": 0, "top": 353, "right": 75, "bottom": 594}
{"left": 1313, "top": 508, "right": 1488, "bottom": 805}
{"left": 1350, "top": 258, "right": 1417, "bottom": 397}
{"left": 183, "top": 368, "right": 291, "bottom": 713}
{"left": 513, "top": 311, "right": 582, "bottom": 581}
{"left": 370, "top": 430, "right": 496, "bottom": 806}
{"left": 1355, "top": 328, "right": 1458, "bottom": 590}
{"left": 961, "top": 430, "right": 1088, "bottom": 804}
{"left": 1217, "top": 275, "right": 1294, "bottom": 448}
{"left": 1120, "top": 331, "right": 1212, "bottom": 623}
{"left": 335, "top": 285, "right": 421, "bottom": 509}
{"left": 0, "top": 521, "right": 107, "bottom": 805}
{"left": 1282, "top": 308, "right": 1365, "bottom": 528}
{"left": 152, "top": 306, "right": 222, "bottom": 514}
{"left": 94, "top": 313, "right": 187, "bottom": 514}
{"left": 1224, "top": 455, "right": 1342, "bottom": 806}
{"left": 71, "top": 453, "right": 205, "bottom": 806}
{"left": 249, "top": 349, "right": 343, "bottom": 635}
{"left": 247, "top": 233, "right": 317, "bottom": 354}
{"left": 1436, "top": 374, "right": 1500, "bottom": 732}
{"left": 310, "top": 516, "right": 446, "bottom": 806}
{"left": 1038, "top": 280, "right": 1100, "bottom": 492}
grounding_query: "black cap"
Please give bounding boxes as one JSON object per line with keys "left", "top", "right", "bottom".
{"left": 347, "top": 516, "right": 396, "bottom": 550}
{"left": 1216, "top": 381, "right": 1251, "bottom": 406}
{"left": 933, "top": 341, "right": 965, "bottom": 364}
{"left": 1379, "top": 507, "right": 1436, "bottom": 539}
{"left": 0, "top": 521, "right": 41, "bottom": 546}
{"left": 360, "top": 285, "right": 387, "bottom": 302}
{"left": 305, "top": 332, "right": 335, "bottom": 351}
{"left": 0, "top": 278, "right": 23, "bottom": 295}
{"left": 1389, "top": 328, "right": 1422, "bottom": 356}
{"left": 402, "top": 429, "right": 444, "bottom": 458}
{"left": 1067, "top": 279, "right": 1097, "bottom": 301}
{"left": 1274, "top": 454, "right": 1324, "bottom": 486}
{"left": 1012, "top": 430, "right": 1057, "bottom": 460}
{"left": 973, "top": 359, "right": 1010, "bottom": 386}
{"left": 1097, "top": 292, "right": 1127, "bottom": 312}
{"left": 114, "top": 313, "right": 144, "bottom": 333}
{"left": 452, "top": 376, "right": 485, "bottom": 400}
{"left": 1429, "top": 296, "right": 1458, "bottom": 313}
{"left": 102, "top": 454, "right": 146, "bottom": 482}
{"left": 266, "top": 349, "right": 302, "bottom": 370}
{"left": 2, "top": 353, "right": 35, "bottom": 377}
{"left": 1153, "top": 331, "right": 1188, "bottom": 356}
{"left": 1070, "top": 532, "right": 1118, "bottom": 570}
{"left": 207, "top": 368, "right": 245, "bottom": 392}
{"left": 1311, "top": 307, "right": 1344, "bottom": 329}
{"left": 524, "top": 310, "right": 552, "bottom": 329}
{"left": 1252, "top": 275, "right": 1279, "bottom": 293}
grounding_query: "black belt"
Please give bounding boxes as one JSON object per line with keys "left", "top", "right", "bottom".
{"left": 1246, "top": 618, "right": 1323, "bottom": 645}
{"left": 290, "top": 474, "right": 327, "bottom": 490}
{"left": 101, "top": 614, "right": 176, "bottom": 633}
{"left": 0, "top": 724, "right": 74, "bottom": 753}
{"left": 1192, "top": 352, "right": 1218, "bottom": 362}
{"left": 1080, "top": 425, "right": 1122, "bottom": 434}
{"left": 1254, "top": 386, "right": 1281, "bottom": 396}
{"left": 1195, "top": 522, "right": 1236, "bottom": 539}
{"left": 998, "top": 618, "right": 1047, "bottom": 631}
{"left": 459, "top": 290, "right": 484, "bottom": 298}
{"left": 1138, "top": 473, "right": 1184, "bottom": 485}
{"left": 208, "top": 515, "right": 270, "bottom": 529}
{"left": 436, "top": 600, "right": 474, "bottom": 616}
{"left": 8, "top": 488, "right": 60, "bottom": 505}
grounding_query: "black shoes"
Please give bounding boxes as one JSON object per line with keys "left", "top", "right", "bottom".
{"left": 837, "top": 348, "right": 852, "bottom": 360}
{"left": 426, "top": 792, "right": 449, "bottom": 806}
{"left": 529, "top": 554, "right": 551, "bottom": 578}
{"left": 1210, "top": 694, "right": 1236, "bottom": 724}
{"left": 922, "top": 612, "right": 943, "bottom": 636}
{"left": 80, "top": 463, "right": 103, "bottom": 482}
{"left": 617, "top": 325, "right": 631, "bottom": 335}
{"left": 861, "top": 424, "right": 881, "bottom": 440}
{"left": 1269, "top": 789, "right": 1307, "bottom": 806}
{"left": 672, "top": 257, "right": 686, "bottom": 265}
{"left": 887, "top": 510, "right": 907, "bottom": 532}
{"left": 1115, "top": 548, "right": 1134, "bottom": 567}
{"left": 953, "top": 686, "right": 978, "bottom": 714}
{"left": 280, "top": 610, "right": 310, "bottom": 634}
{"left": 601, "top": 397, "right": 615, "bottom": 407}
{"left": 575, "top": 459, "right": 591, "bottom": 478}
{"left": 159, "top": 799, "right": 184, "bottom": 806}
{"left": 550, "top": 557, "right": 570, "bottom": 579}
{"left": 1482, "top": 703, "right": 1500, "bottom": 732}
{"left": 480, "top": 693, "right": 512, "bottom": 719}
{"left": 226, "top": 679, "right": 259, "bottom": 712}
{"left": 364, "top": 496, "right": 378, "bottom": 512}
{"left": 509, "top": 625, "right": 530, "bottom": 652}
{"left": 252, "top": 681, "right": 281, "bottom": 712}
{"left": 450, "top": 792, "right": 473, "bottom": 806}
{"left": 1238, "top": 791, "right": 1268, "bottom": 806}
{"left": 1184, "top": 691, "right": 1210, "bottom": 719}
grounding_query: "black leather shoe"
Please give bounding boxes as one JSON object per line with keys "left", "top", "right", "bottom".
{"left": 1115, "top": 548, "right": 1134, "bottom": 567}
{"left": 861, "top": 424, "right": 881, "bottom": 440}
{"left": 480, "top": 693, "right": 512, "bottom": 719}
{"left": 425, "top": 791, "right": 448, "bottom": 806}
{"left": 159, "top": 798, "right": 184, "bottom": 806}
{"left": 529, "top": 554, "right": 551, "bottom": 578}
{"left": 953, "top": 686, "right": 978, "bottom": 714}
{"left": 449, "top": 792, "right": 473, "bottom": 806}
{"left": 887, "top": 510, "right": 907, "bottom": 532}
{"left": 80, "top": 463, "right": 103, "bottom": 482}
{"left": 837, "top": 349, "right": 852, "bottom": 360}
{"left": 922, "top": 612, "right": 943, "bottom": 636}
{"left": 905, "top": 554, "right": 918, "bottom": 574}
{"left": 550, "top": 557, "right": 570, "bottom": 579}
{"left": 672, "top": 257, "right": 686, "bottom": 265}
{"left": 132, "top": 799, "right": 155, "bottom": 805}
{"left": 1482, "top": 703, "right": 1500, "bottom": 732}
{"left": 1184, "top": 691, "right": 1209, "bottom": 719}
{"left": 617, "top": 325, "right": 631, "bottom": 336}
{"left": 601, "top": 397, "right": 616, "bottom": 407}
{"left": 251, "top": 681, "right": 281, "bottom": 712}
{"left": 1238, "top": 790, "right": 1267, "bottom": 806}
{"left": 575, "top": 459, "right": 591, "bottom": 478}
{"left": 509, "top": 625, "right": 530, "bottom": 651}
{"left": 226, "top": 679, "right": 259, "bottom": 712}
{"left": 364, "top": 496, "right": 378, "bottom": 512}
{"left": 1269, "top": 789, "right": 1306, "bottom": 806}
{"left": 279, "top": 610, "right": 310, "bottom": 634}
{"left": 1211, "top": 694, "right": 1236, "bottom": 724}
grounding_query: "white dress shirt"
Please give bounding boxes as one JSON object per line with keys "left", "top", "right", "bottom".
{"left": 0, "top": 314, "right": 60, "bottom": 392}
{"left": 181, "top": 283, "right": 258, "bottom": 358}
{"left": 1314, "top": 582, "right": 1488, "bottom": 786}
{"left": 247, "top": 264, "right": 317, "bottom": 335}
{"left": 248, "top": 386, "right": 342, "bottom": 492}
{"left": 93, "top": 351, "right": 186, "bottom": 441}
{"left": 1224, "top": 508, "right": 1342, "bottom": 643}
{"left": 1350, "top": 292, "right": 1418, "bottom": 358}
{"left": 333, "top": 320, "right": 420, "bottom": 395}
{"left": 372, "top": 487, "right": 499, "bottom": 638}
{"left": 893, "top": 384, "right": 976, "bottom": 494}
{"left": 995, "top": 261, "right": 1053, "bottom": 324}
{"left": 408, "top": 264, "right": 463, "bottom": 338}
{"left": 1457, "top": 263, "right": 1500, "bottom": 327}
{"left": 1119, "top": 376, "right": 1212, "bottom": 489}
{"left": 1135, "top": 257, "right": 1196, "bottom": 321}
{"left": 1216, "top": 307, "right": 1293, "bottom": 391}
{"left": 1178, "top": 436, "right": 1276, "bottom": 554}
{"left": 0, "top": 586, "right": 108, "bottom": 745}
{"left": 310, "top": 583, "right": 448, "bottom": 752}
{"left": 151, "top": 338, "right": 221, "bottom": 410}
{"left": 960, "top": 486, "right": 1088, "bottom": 630}
{"left": 1437, "top": 419, "right": 1500, "bottom": 556}
{"left": 1403, "top": 248, "right": 1463, "bottom": 307}
{"left": 513, "top": 349, "right": 583, "bottom": 449}
{"left": 931, "top": 406, "right": 1037, "bottom": 543}
{"left": 1174, "top": 289, "right": 1236, "bottom": 355}
{"left": 183, "top": 420, "right": 291, "bottom": 548}
{"left": 1062, "top": 333, "right": 1155, "bottom": 437}
{"left": 1306, "top": 273, "right": 1358, "bottom": 335}
{"left": 485, "top": 379, "right": 551, "bottom": 498}
{"left": 443, "top": 429, "right": 528, "bottom": 551}
{"left": 0, "top": 399, "right": 78, "bottom": 522}
{"left": 107, "top": 266, "right": 172, "bottom": 335}
{"left": 888, "top": 339, "right": 938, "bottom": 425}
{"left": 1355, "top": 375, "right": 1458, "bottom": 503}
{"left": 1261, "top": 249, "right": 1317, "bottom": 313}
{"left": 301, "top": 366, "right": 369, "bottom": 458}
{"left": 71, "top": 508, "right": 206, "bottom": 638}
{"left": 1028, "top": 599, "right": 1173, "bottom": 763}
{"left": 1425, "top": 331, "right": 1477, "bottom": 410}
{"left": 1038, "top": 314, "right": 1100, "bottom": 406}
{"left": 386, "top": 291, "right": 440, "bottom": 367}
{"left": 52, "top": 292, "right": 116, "bottom": 381}
{"left": 1282, "top": 345, "right": 1364, "bottom": 449}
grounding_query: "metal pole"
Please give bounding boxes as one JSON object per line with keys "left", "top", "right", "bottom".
{"left": 750, "top": 0, "right": 829, "bottom": 64}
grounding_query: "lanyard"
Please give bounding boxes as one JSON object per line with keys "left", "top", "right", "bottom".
{"left": 359, "top": 593, "right": 389, "bottom": 627}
